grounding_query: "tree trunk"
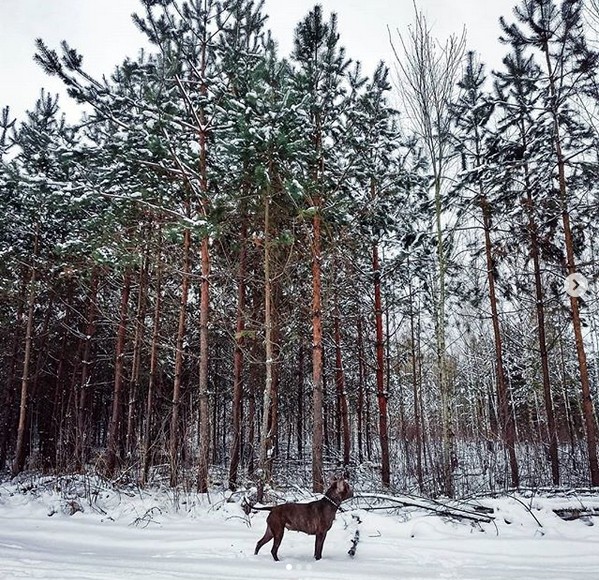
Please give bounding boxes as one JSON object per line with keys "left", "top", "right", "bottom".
{"left": 297, "top": 341, "right": 304, "bottom": 459}
{"left": 76, "top": 269, "right": 99, "bottom": 468}
{"left": 0, "top": 272, "right": 27, "bottom": 471}
{"left": 126, "top": 254, "right": 149, "bottom": 462}
{"left": 259, "top": 187, "right": 276, "bottom": 490}
{"left": 434, "top": 173, "right": 454, "bottom": 496}
{"left": 357, "top": 314, "right": 365, "bottom": 464}
{"left": 12, "top": 249, "right": 38, "bottom": 476}
{"left": 524, "top": 181, "right": 559, "bottom": 485}
{"left": 49, "top": 304, "right": 72, "bottom": 470}
{"left": 195, "top": 6, "right": 211, "bottom": 494}
{"left": 197, "top": 230, "right": 211, "bottom": 493}
{"left": 333, "top": 290, "right": 350, "bottom": 469}
{"left": 408, "top": 262, "right": 423, "bottom": 491}
{"left": 105, "top": 271, "right": 132, "bottom": 478}
{"left": 481, "top": 197, "right": 520, "bottom": 487}
{"left": 562, "top": 203, "right": 599, "bottom": 485}
{"left": 228, "top": 217, "right": 247, "bottom": 490}
{"left": 170, "top": 228, "right": 191, "bottom": 487}
{"left": 142, "top": 238, "right": 162, "bottom": 486}
{"left": 373, "top": 243, "right": 390, "bottom": 487}
{"left": 542, "top": 46, "right": 599, "bottom": 485}
{"left": 311, "top": 196, "right": 325, "bottom": 493}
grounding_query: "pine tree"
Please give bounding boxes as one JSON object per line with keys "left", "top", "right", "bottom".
{"left": 1, "top": 92, "right": 87, "bottom": 474}
{"left": 452, "top": 52, "right": 521, "bottom": 487}
{"left": 500, "top": 0, "right": 599, "bottom": 486}
{"left": 345, "top": 62, "right": 408, "bottom": 487}
{"left": 292, "top": 5, "right": 351, "bottom": 492}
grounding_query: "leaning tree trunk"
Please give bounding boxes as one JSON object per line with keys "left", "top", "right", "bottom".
{"left": 543, "top": 46, "right": 599, "bottom": 486}
{"left": 561, "top": 201, "right": 599, "bottom": 485}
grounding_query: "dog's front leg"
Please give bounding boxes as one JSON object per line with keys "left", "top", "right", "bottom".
{"left": 314, "top": 532, "right": 327, "bottom": 560}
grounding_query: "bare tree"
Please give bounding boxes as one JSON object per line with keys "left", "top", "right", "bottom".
{"left": 390, "top": 8, "right": 466, "bottom": 496}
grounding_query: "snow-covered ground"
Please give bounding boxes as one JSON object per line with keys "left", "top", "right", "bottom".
{"left": 1, "top": 476, "right": 598, "bottom": 579}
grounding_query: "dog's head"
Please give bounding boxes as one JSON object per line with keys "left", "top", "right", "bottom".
{"left": 328, "top": 477, "right": 353, "bottom": 502}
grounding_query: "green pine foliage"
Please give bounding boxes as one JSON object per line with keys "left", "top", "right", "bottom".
{"left": 1, "top": 0, "right": 599, "bottom": 494}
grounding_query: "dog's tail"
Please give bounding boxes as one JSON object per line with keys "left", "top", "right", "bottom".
{"left": 241, "top": 497, "right": 273, "bottom": 515}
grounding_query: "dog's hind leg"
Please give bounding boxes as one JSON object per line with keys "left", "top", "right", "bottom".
{"left": 270, "top": 528, "right": 284, "bottom": 561}
{"left": 254, "top": 526, "right": 273, "bottom": 555}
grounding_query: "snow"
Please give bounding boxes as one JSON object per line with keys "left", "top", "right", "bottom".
{"left": 1, "top": 477, "right": 598, "bottom": 579}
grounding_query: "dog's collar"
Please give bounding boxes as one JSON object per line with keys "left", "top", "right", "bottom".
{"left": 324, "top": 494, "right": 341, "bottom": 509}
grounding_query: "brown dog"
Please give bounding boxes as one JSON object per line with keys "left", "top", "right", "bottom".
{"left": 253, "top": 478, "right": 353, "bottom": 561}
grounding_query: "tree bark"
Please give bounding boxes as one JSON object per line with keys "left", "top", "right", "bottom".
{"left": 373, "top": 243, "right": 390, "bottom": 487}
{"left": 408, "top": 261, "right": 423, "bottom": 491}
{"left": 105, "top": 271, "right": 131, "bottom": 478}
{"left": 524, "top": 180, "right": 559, "bottom": 485}
{"left": 126, "top": 254, "right": 148, "bottom": 462}
{"left": 542, "top": 46, "right": 599, "bottom": 486}
{"left": 228, "top": 217, "right": 247, "bottom": 490}
{"left": 481, "top": 197, "right": 520, "bottom": 488}
{"left": 333, "top": 289, "right": 350, "bottom": 468}
{"left": 76, "top": 269, "right": 99, "bottom": 468}
{"left": 297, "top": 341, "right": 304, "bottom": 459}
{"left": 12, "top": 246, "right": 38, "bottom": 476}
{"left": 169, "top": 228, "right": 191, "bottom": 487}
{"left": 142, "top": 238, "right": 162, "bottom": 486}
{"left": 311, "top": 196, "right": 325, "bottom": 493}
{"left": 196, "top": 17, "right": 211, "bottom": 492}
{"left": 357, "top": 314, "right": 365, "bottom": 464}
{"left": 0, "top": 272, "right": 27, "bottom": 471}
{"left": 259, "top": 186, "right": 276, "bottom": 490}
{"left": 197, "top": 230, "right": 211, "bottom": 492}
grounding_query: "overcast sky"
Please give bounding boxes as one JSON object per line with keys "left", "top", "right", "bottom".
{"left": 1, "top": 0, "right": 517, "bottom": 122}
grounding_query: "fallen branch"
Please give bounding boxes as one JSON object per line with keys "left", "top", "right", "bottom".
{"left": 554, "top": 508, "right": 599, "bottom": 521}
{"left": 348, "top": 493, "right": 494, "bottom": 524}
